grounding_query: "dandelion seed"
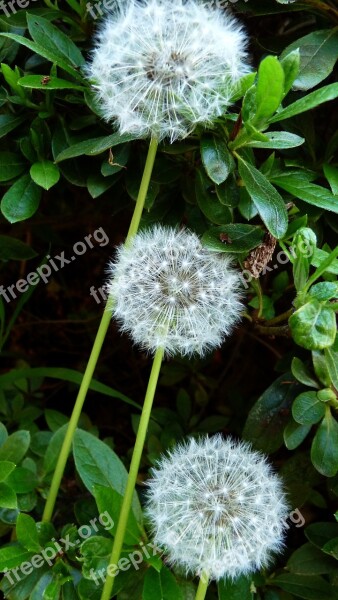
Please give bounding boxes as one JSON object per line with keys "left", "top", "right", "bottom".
{"left": 146, "top": 435, "right": 289, "bottom": 581}
{"left": 107, "top": 226, "right": 243, "bottom": 357}
{"left": 86, "top": 0, "right": 250, "bottom": 142}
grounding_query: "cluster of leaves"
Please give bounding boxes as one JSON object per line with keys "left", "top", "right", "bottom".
{"left": 0, "top": 0, "right": 338, "bottom": 599}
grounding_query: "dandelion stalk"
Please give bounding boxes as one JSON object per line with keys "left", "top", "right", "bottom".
{"left": 100, "top": 346, "right": 164, "bottom": 600}
{"left": 195, "top": 573, "right": 209, "bottom": 600}
{"left": 42, "top": 137, "right": 158, "bottom": 523}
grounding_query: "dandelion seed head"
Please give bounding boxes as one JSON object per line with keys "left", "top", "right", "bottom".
{"left": 86, "top": 0, "right": 250, "bottom": 142}
{"left": 146, "top": 435, "right": 289, "bottom": 581}
{"left": 107, "top": 226, "right": 243, "bottom": 357}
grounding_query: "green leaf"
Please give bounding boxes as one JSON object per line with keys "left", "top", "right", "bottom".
{"left": 0, "top": 543, "right": 34, "bottom": 571}
{"left": 73, "top": 429, "right": 142, "bottom": 524}
{"left": 218, "top": 575, "right": 253, "bottom": 599}
{"left": 284, "top": 419, "right": 311, "bottom": 450}
{"left": 0, "top": 483, "right": 17, "bottom": 509}
{"left": 0, "top": 114, "right": 26, "bottom": 139}
{"left": 0, "top": 430, "right": 30, "bottom": 463}
{"left": 55, "top": 132, "right": 137, "bottom": 162}
{"left": 308, "top": 282, "right": 338, "bottom": 302}
{"left": 280, "top": 49, "right": 300, "bottom": 95}
{"left": 0, "top": 152, "right": 26, "bottom": 182}
{"left": 287, "top": 543, "right": 338, "bottom": 575}
{"left": 7, "top": 466, "right": 39, "bottom": 493}
{"left": 323, "top": 163, "right": 338, "bottom": 195}
{"left": 311, "top": 408, "right": 338, "bottom": 477}
{"left": 0, "top": 34, "right": 83, "bottom": 81}
{"left": 201, "top": 224, "right": 264, "bottom": 253}
{"left": 322, "top": 537, "right": 338, "bottom": 559}
{"left": 237, "top": 156, "right": 288, "bottom": 238}
{"left": 324, "top": 336, "right": 338, "bottom": 390}
{"left": 281, "top": 29, "right": 338, "bottom": 91}
{"left": 242, "top": 373, "right": 303, "bottom": 453}
{"left": 0, "top": 235, "right": 37, "bottom": 261}
{"left": 16, "top": 513, "right": 40, "bottom": 552}
{"left": 1, "top": 175, "right": 41, "bottom": 224}
{"left": 291, "top": 357, "right": 319, "bottom": 388}
{"left": 246, "top": 131, "right": 304, "bottom": 149}
{"left": 311, "top": 248, "right": 338, "bottom": 275}
{"left": 0, "top": 367, "right": 139, "bottom": 408}
{"left": 272, "top": 574, "right": 335, "bottom": 600}
{"left": 200, "top": 136, "right": 234, "bottom": 184}
{"left": 272, "top": 175, "right": 338, "bottom": 213}
{"left": 18, "top": 75, "right": 85, "bottom": 90}
{"left": 253, "top": 56, "right": 285, "bottom": 124}
{"left": 292, "top": 391, "right": 326, "bottom": 425}
{"left": 269, "top": 82, "right": 338, "bottom": 123}
{"left": 143, "top": 566, "right": 183, "bottom": 600}
{"left": 292, "top": 227, "right": 317, "bottom": 292}
{"left": 30, "top": 161, "right": 60, "bottom": 190}
{"left": 195, "top": 169, "right": 232, "bottom": 224}
{"left": 312, "top": 350, "right": 332, "bottom": 387}
{"left": 305, "top": 522, "right": 338, "bottom": 549}
{"left": 26, "top": 14, "right": 85, "bottom": 68}
{"left": 0, "top": 461, "right": 16, "bottom": 482}
{"left": 93, "top": 485, "right": 141, "bottom": 545}
{"left": 43, "top": 424, "right": 68, "bottom": 475}
{"left": 289, "top": 300, "right": 336, "bottom": 350}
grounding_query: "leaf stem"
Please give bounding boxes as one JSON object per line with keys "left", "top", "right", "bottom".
{"left": 100, "top": 346, "right": 164, "bottom": 600}
{"left": 42, "top": 137, "right": 159, "bottom": 523}
{"left": 195, "top": 573, "right": 209, "bottom": 600}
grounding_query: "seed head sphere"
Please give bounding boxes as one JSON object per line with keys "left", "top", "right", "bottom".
{"left": 146, "top": 435, "right": 288, "bottom": 581}
{"left": 86, "top": 0, "right": 249, "bottom": 141}
{"left": 108, "top": 226, "right": 243, "bottom": 357}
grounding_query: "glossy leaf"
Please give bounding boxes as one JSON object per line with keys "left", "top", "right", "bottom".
{"left": 289, "top": 300, "right": 336, "bottom": 350}
{"left": 292, "top": 391, "right": 325, "bottom": 425}
{"left": 291, "top": 357, "right": 319, "bottom": 388}
{"left": 0, "top": 152, "right": 26, "bottom": 182}
{"left": 254, "top": 56, "right": 285, "bottom": 123}
{"left": 26, "top": 14, "right": 85, "bottom": 68}
{"left": 0, "top": 236, "right": 37, "bottom": 261}
{"left": 143, "top": 566, "right": 183, "bottom": 600}
{"left": 30, "top": 161, "right": 60, "bottom": 190}
{"left": 0, "top": 430, "right": 30, "bottom": 463}
{"left": 281, "top": 29, "right": 338, "bottom": 91}
{"left": 16, "top": 513, "right": 40, "bottom": 552}
{"left": 272, "top": 573, "right": 336, "bottom": 599}
{"left": 73, "top": 429, "right": 142, "bottom": 523}
{"left": 1, "top": 175, "right": 41, "bottom": 223}
{"left": 284, "top": 419, "right": 311, "bottom": 450}
{"left": 201, "top": 136, "right": 234, "bottom": 184}
{"left": 237, "top": 156, "right": 288, "bottom": 238}
{"left": 201, "top": 224, "right": 264, "bottom": 253}
{"left": 19, "top": 75, "right": 85, "bottom": 91}
{"left": 269, "top": 82, "right": 338, "bottom": 123}
{"left": 246, "top": 131, "right": 304, "bottom": 149}
{"left": 242, "top": 373, "right": 303, "bottom": 453}
{"left": 272, "top": 175, "right": 338, "bottom": 213}
{"left": 311, "top": 408, "right": 338, "bottom": 477}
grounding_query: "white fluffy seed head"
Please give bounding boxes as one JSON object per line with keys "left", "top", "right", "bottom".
{"left": 145, "top": 435, "right": 289, "bottom": 581}
{"left": 107, "top": 226, "right": 243, "bottom": 357}
{"left": 86, "top": 0, "right": 250, "bottom": 142}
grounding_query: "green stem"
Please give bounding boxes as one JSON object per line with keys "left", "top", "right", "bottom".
{"left": 42, "top": 137, "right": 158, "bottom": 523}
{"left": 195, "top": 573, "right": 209, "bottom": 600}
{"left": 100, "top": 347, "right": 164, "bottom": 600}
{"left": 303, "top": 245, "right": 338, "bottom": 293}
